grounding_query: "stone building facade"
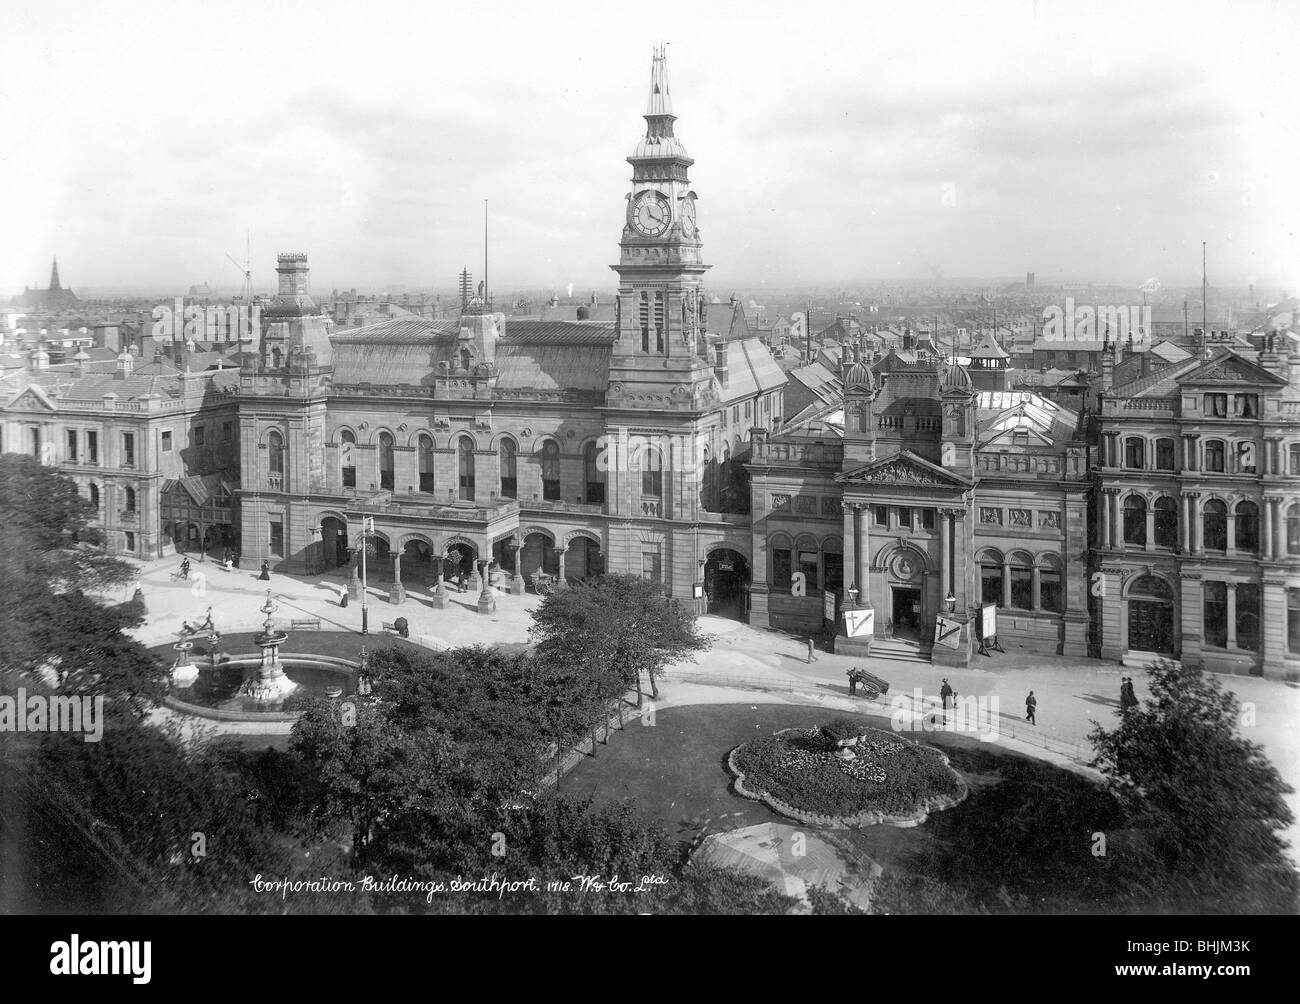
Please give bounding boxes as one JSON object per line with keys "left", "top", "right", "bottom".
{"left": 1093, "top": 341, "right": 1300, "bottom": 678}
{"left": 232, "top": 51, "right": 786, "bottom": 609}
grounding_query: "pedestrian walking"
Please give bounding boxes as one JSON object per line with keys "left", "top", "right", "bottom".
{"left": 1120, "top": 676, "right": 1137, "bottom": 712}
{"left": 259, "top": 560, "right": 271, "bottom": 581}
{"left": 1025, "top": 690, "right": 1037, "bottom": 725}
{"left": 807, "top": 637, "right": 816, "bottom": 664}
{"left": 340, "top": 586, "right": 349, "bottom": 608}
{"left": 940, "top": 677, "right": 953, "bottom": 710}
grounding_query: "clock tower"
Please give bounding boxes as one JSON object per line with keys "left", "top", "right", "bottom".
{"left": 608, "top": 46, "right": 718, "bottom": 412}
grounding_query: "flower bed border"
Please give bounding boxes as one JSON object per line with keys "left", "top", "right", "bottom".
{"left": 727, "top": 727, "right": 969, "bottom": 828}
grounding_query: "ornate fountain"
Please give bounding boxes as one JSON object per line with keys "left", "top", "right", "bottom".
{"left": 237, "top": 590, "right": 298, "bottom": 702}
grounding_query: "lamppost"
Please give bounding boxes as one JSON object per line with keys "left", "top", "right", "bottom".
{"left": 359, "top": 516, "right": 374, "bottom": 635}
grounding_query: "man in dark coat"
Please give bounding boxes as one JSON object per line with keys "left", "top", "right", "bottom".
{"left": 940, "top": 678, "right": 953, "bottom": 710}
{"left": 1025, "top": 690, "right": 1037, "bottom": 725}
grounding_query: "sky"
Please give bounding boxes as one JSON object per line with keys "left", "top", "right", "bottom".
{"left": 2, "top": 0, "right": 1298, "bottom": 297}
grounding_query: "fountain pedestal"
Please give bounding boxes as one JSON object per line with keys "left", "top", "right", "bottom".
{"left": 237, "top": 592, "right": 299, "bottom": 703}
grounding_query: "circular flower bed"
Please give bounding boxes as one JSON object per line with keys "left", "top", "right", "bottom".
{"left": 728, "top": 723, "right": 968, "bottom": 828}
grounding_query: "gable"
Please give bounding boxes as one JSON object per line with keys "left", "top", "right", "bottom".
{"left": 1175, "top": 351, "right": 1287, "bottom": 388}
{"left": 6, "top": 385, "right": 57, "bottom": 412}
{"left": 835, "top": 450, "right": 973, "bottom": 488}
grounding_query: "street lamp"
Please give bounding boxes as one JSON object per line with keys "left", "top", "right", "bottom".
{"left": 359, "top": 515, "right": 374, "bottom": 635}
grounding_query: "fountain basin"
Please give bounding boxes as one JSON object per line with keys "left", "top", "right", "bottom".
{"left": 166, "top": 653, "right": 361, "bottom": 720}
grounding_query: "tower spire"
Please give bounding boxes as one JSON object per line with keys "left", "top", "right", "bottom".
{"left": 49, "top": 257, "right": 62, "bottom": 292}
{"left": 646, "top": 43, "right": 673, "bottom": 118}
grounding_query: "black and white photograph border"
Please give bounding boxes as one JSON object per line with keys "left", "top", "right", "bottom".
{"left": 0, "top": 0, "right": 1296, "bottom": 947}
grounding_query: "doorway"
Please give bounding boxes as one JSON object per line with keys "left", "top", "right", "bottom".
{"left": 892, "top": 587, "right": 922, "bottom": 641}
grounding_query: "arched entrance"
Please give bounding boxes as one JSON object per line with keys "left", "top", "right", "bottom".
{"left": 704, "top": 548, "right": 750, "bottom": 619}
{"left": 321, "top": 517, "right": 349, "bottom": 568}
{"left": 1127, "top": 574, "right": 1175, "bottom": 654}
{"left": 520, "top": 531, "right": 557, "bottom": 585}
{"left": 402, "top": 538, "right": 434, "bottom": 584}
{"left": 444, "top": 541, "right": 478, "bottom": 588}
{"left": 565, "top": 535, "right": 604, "bottom": 581}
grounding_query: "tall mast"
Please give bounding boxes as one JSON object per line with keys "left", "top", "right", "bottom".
{"left": 1201, "top": 241, "right": 1208, "bottom": 356}
{"left": 484, "top": 199, "right": 489, "bottom": 309}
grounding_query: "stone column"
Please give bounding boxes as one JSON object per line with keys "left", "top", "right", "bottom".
{"left": 389, "top": 553, "right": 405, "bottom": 604}
{"left": 348, "top": 547, "right": 362, "bottom": 600}
{"left": 1100, "top": 490, "right": 1111, "bottom": 549}
{"left": 477, "top": 558, "right": 496, "bottom": 615}
{"left": 939, "top": 508, "right": 951, "bottom": 600}
{"left": 853, "top": 504, "right": 869, "bottom": 604}
{"left": 1179, "top": 493, "right": 1190, "bottom": 553}
{"left": 1145, "top": 506, "right": 1155, "bottom": 552}
{"left": 556, "top": 546, "right": 568, "bottom": 587}
{"left": 1032, "top": 566, "right": 1041, "bottom": 610}
{"left": 1269, "top": 495, "right": 1284, "bottom": 559}
{"left": 1111, "top": 492, "right": 1121, "bottom": 550}
{"left": 1189, "top": 493, "right": 1202, "bottom": 554}
{"left": 1263, "top": 497, "right": 1275, "bottom": 560}
{"left": 1225, "top": 581, "right": 1237, "bottom": 648}
{"left": 429, "top": 554, "right": 448, "bottom": 608}
{"left": 1001, "top": 556, "right": 1011, "bottom": 609}
{"left": 508, "top": 540, "right": 525, "bottom": 595}
{"left": 1226, "top": 513, "right": 1237, "bottom": 553}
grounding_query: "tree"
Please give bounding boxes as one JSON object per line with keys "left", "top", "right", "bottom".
{"left": 1088, "top": 658, "right": 1299, "bottom": 913}
{"left": 0, "top": 454, "right": 133, "bottom": 591}
{"left": 530, "top": 574, "right": 710, "bottom": 708}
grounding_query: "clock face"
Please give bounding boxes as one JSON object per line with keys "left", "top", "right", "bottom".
{"left": 680, "top": 197, "right": 697, "bottom": 237}
{"left": 631, "top": 191, "right": 671, "bottom": 237}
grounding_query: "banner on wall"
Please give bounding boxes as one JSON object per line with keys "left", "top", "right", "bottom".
{"left": 844, "top": 607, "right": 874, "bottom": 638}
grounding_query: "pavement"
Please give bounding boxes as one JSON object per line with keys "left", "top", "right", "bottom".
{"left": 106, "top": 553, "right": 1300, "bottom": 861}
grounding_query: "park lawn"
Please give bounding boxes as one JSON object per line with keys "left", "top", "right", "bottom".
{"left": 562, "top": 702, "right": 1113, "bottom": 911}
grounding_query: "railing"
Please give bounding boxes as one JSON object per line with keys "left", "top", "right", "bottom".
{"left": 641, "top": 499, "right": 663, "bottom": 517}
{"left": 267, "top": 474, "right": 283, "bottom": 491}
{"left": 698, "top": 510, "right": 749, "bottom": 525}
{"left": 1103, "top": 397, "right": 1177, "bottom": 414}
{"left": 519, "top": 498, "right": 606, "bottom": 516}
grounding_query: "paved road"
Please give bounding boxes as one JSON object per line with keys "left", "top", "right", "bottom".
{"left": 113, "top": 554, "right": 1300, "bottom": 862}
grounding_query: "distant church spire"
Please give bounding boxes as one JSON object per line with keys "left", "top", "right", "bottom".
{"left": 49, "top": 257, "right": 62, "bottom": 292}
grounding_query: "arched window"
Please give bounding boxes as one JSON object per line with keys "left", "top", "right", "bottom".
{"left": 1289, "top": 588, "right": 1300, "bottom": 654}
{"left": 378, "top": 432, "right": 395, "bottom": 491}
{"left": 770, "top": 534, "right": 793, "bottom": 590}
{"left": 1124, "top": 436, "right": 1145, "bottom": 469}
{"left": 584, "top": 441, "right": 605, "bottom": 505}
{"left": 1155, "top": 437, "right": 1176, "bottom": 471}
{"left": 458, "top": 436, "right": 475, "bottom": 501}
{"left": 498, "top": 438, "right": 517, "bottom": 499}
{"left": 418, "top": 434, "right": 435, "bottom": 493}
{"left": 1237, "top": 583, "right": 1260, "bottom": 652}
{"left": 1130, "top": 574, "right": 1173, "bottom": 601}
{"left": 540, "top": 440, "right": 560, "bottom": 501}
{"left": 1154, "top": 496, "right": 1178, "bottom": 548}
{"left": 1202, "top": 499, "right": 1227, "bottom": 551}
{"left": 460, "top": 347, "right": 472, "bottom": 371}
{"left": 1235, "top": 500, "right": 1259, "bottom": 554}
{"left": 88, "top": 482, "right": 100, "bottom": 508}
{"left": 856, "top": 405, "right": 868, "bottom": 434}
{"left": 268, "top": 430, "right": 284, "bottom": 487}
{"left": 124, "top": 487, "right": 136, "bottom": 513}
{"left": 1288, "top": 503, "right": 1300, "bottom": 556}
{"left": 340, "top": 430, "right": 356, "bottom": 488}
{"left": 640, "top": 445, "right": 663, "bottom": 499}
{"left": 1009, "top": 551, "right": 1033, "bottom": 610}
{"left": 979, "top": 549, "right": 1004, "bottom": 607}
{"left": 1039, "top": 554, "right": 1063, "bottom": 613}
{"left": 1123, "top": 494, "right": 1147, "bottom": 546}
{"left": 1204, "top": 439, "right": 1226, "bottom": 473}
{"left": 1203, "top": 580, "right": 1228, "bottom": 648}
